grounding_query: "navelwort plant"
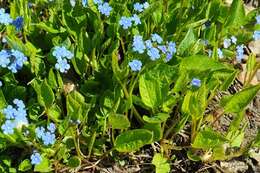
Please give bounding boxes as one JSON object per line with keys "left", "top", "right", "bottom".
{"left": 0, "top": 0, "right": 259, "bottom": 172}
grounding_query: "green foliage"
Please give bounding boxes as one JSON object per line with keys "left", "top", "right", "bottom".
{"left": 0, "top": 0, "right": 259, "bottom": 172}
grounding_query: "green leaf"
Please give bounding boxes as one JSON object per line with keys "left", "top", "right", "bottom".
{"left": 35, "top": 22, "right": 60, "bottom": 34}
{"left": 47, "top": 104, "right": 61, "bottom": 122}
{"left": 178, "top": 28, "right": 196, "bottom": 55}
{"left": 192, "top": 128, "right": 228, "bottom": 149}
{"left": 34, "top": 157, "right": 52, "bottom": 172}
{"left": 115, "top": 129, "right": 153, "bottom": 152}
{"left": 143, "top": 113, "right": 169, "bottom": 124}
{"left": 40, "top": 80, "right": 55, "bottom": 108}
{"left": 18, "top": 159, "right": 32, "bottom": 172}
{"left": 152, "top": 153, "right": 170, "bottom": 173}
{"left": 139, "top": 73, "right": 168, "bottom": 109}
{"left": 108, "top": 113, "right": 130, "bottom": 129}
{"left": 221, "top": 84, "right": 260, "bottom": 113}
{"left": 48, "top": 69, "right": 58, "bottom": 89}
{"left": 225, "top": 0, "right": 245, "bottom": 28}
{"left": 180, "top": 55, "right": 231, "bottom": 72}
{"left": 143, "top": 123, "right": 162, "bottom": 142}
{"left": 0, "top": 90, "right": 7, "bottom": 110}
{"left": 68, "top": 156, "right": 81, "bottom": 168}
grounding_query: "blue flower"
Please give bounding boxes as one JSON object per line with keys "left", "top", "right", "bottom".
{"left": 36, "top": 123, "right": 56, "bottom": 146}
{"left": 98, "top": 2, "right": 112, "bottom": 16}
{"left": 31, "top": 152, "right": 42, "bottom": 165}
{"left": 223, "top": 38, "right": 231, "bottom": 48}
{"left": 147, "top": 47, "right": 160, "bottom": 60}
{"left": 133, "top": 3, "right": 144, "bottom": 12}
{"left": 42, "top": 131, "right": 56, "bottom": 145}
{"left": 253, "top": 30, "right": 260, "bottom": 41}
{"left": 129, "top": 60, "right": 142, "bottom": 72}
{"left": 0, "top": 80, "right": 2, "bottom": 87}
{"left": 93, "top": 0, "right": 103, "bottom": 4}
{"left": 0, "top": 8, "right": 13, "bottom": 25}
{"left": 47, "top": 123, "right": 56, "bottom": 133}
{"left": 168, "top": 41, "right": 176, "bottom": 54}
{"left": 36, "top": 127, "right": 45, "bottom": 139}
{"left": 52, "top": 46, "right": 73, "bottom": 60}
{"left": 9, "top": 49, "right": 28, "bottom": 73}
{"left": 236, "top": 44, "right": 244, "bottom": 62}
{"left": 3, "top": 105, "right": 16, "bottom": 119}
{"left": 55, "top": 58, "right": 70, "bottom": 73}
{"left": 131, "top": 14, "right": 141, "bottom": 25}
{"left": 143, "top": 2, "right": 150, "bottom": 9}
{"left": 231, "top": 36, "right": 237, "bottom": 44}
{"left": 1, "top": 99, "right": 28, "bottom": 135}
{"left": 256, "top": 15, "right": 260, "bottom": 24}
{"left": 0, "top": 50, "right": 11, "bottom": 68}
{"left": 191, "top": 78, "right": 201, "bottom": 87}
{"left": 158, "top": 45, "right": 167, "bottom": 54}
{"left": 82, "top": 0, "right": 88, "bottom": 7}
{"left": 132, "top": 35, "right": 146, "bottom": 54}
{"left": 151, "top": 33, "right": 163, "bottom": 44}
{"left": 145, "top": 40, "right": 153, "bottom": 49}
{"left": 165, "top": 53, "right": 172, "bottom": 62}
{"left": 119, "top": 16, "right": 132, "bottom": 29}
{"left": 12, "top": 16, "right": 24, "bottom": 31}
{"left": 0, "top": 49, "right": 28, "bottom": 73}
{"left": 217, "top": 48, "right": 223, "bottom": 59}
{"left": 1, "top": 120, "right": 15, "bottom": 134}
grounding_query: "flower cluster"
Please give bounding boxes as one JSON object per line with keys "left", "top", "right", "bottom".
{"left": 52, "top": 46, "right": 73, "bottom": 73}
{"left": 132, "top": 34, "right": 177, "bottom": 62}
{"left": 0, "top": 49, "right": 28, "bottom": 73}
{"left": 1, "top": 99, "right": 28, "bottom": 135}
{"left": 35, "top": 123, "right": 56, "bottom": 146}
{"left": 93, "top": 0, "right": 112, "bottom": 16}
{"left": 253, "top": 15, "right": 260, "bottom": 41}
{"left": 128, "top": 59, "right": 142, "bottom": 72}
{"left": 0, "top": 8, "right": 24, "bottom": 30}
{"left": 0, "top": 8, "right": 13, "bottom": 25}
{"left": 31, "top": 151, "right": 42, "bottom": 165}
{"left": 236, "top": 44, "right": 244, "bottom": 62}
{"left": 133, "top": 2, "right": 149, "bottom": 13}
{"left": 223, "top": 36, "right": 237, "bottom": 48}
{"left": 119, "top": 14, "right": 141, "bottom": 29}
{"left": 119, "top": 2, "right": 149, "bottom": 29}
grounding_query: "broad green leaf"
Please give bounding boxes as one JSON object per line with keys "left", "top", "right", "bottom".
{"left": 192, "top": 128, "right": 228, "bottom": 149}
{"left": 40, "top": 80, "right": 55, "bottom": 108}
{"left": 48, "top": 69, "right": 58, "bottom": 89}
{"left": 180, "top": 55, "right": 231, "bottom": 72}
{"left": 108, "top": 113, "right": 130, "bottom": 129}
{"left": 18, "top": 159, "right": 32, "bottom": 172}
{"left": 143, "top": 123, "right": 162, "bottom": 141}
{"left": 152, "top": 153, "right": 170, "bottom": 173}
{"left": 221, "top": 84, "right": 260, "bottom": 113}
{"left": 225, "top": 0, "right": 245, "bottom": 28}
{"left": 68, "top": 156, "right": 81, "bottom": 168}
{"left": 115, "top": 129, "right": 153, "bottom": 152}
{"left": 47, "top": 104, "right": 61, "bottom": 123}
{"left": 178, "top": 28, "right": 196, "bottom": 55}
{"left": 139, "top": 73, "right": 168, "bottom": 109}
{"left": 143, "top": 113, "right": 169, "bottom": 124}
